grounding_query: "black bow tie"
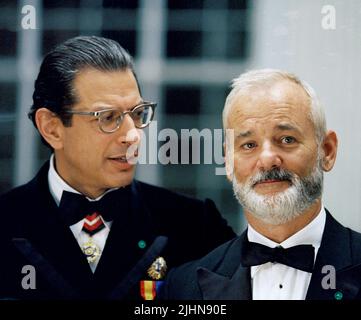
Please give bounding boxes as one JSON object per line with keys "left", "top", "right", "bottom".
{"left": 58, "top": 186, "right": 131, "bottom": 226}
{"left": 241, "top": 237, "right": 315, "bottom": 273}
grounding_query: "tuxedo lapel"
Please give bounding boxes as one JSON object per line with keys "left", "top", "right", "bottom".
{"left": 197, "top": 265, "right": 251, "bottom": 300}
{"left": 13, "top": 162, "right": 96, "bottom": 295}
{"left": 12, "top": 238, "right": 79, "bottom": 298}
{"left": 197, "top": 233, "right": 251, "bottom": 300}
{"left": 306, "top": 211, "right": 361, "bottom": 300}
{"left": 25, "top": 209, "right": 95, "bottom": 293}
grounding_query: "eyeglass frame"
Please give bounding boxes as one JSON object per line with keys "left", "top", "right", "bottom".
{"left": 63, "top": 101, "right": 157, "bottom": 133}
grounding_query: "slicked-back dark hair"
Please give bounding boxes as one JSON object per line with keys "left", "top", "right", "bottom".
{"left": 28, "top": 35, "right": 140, "bottom": 148}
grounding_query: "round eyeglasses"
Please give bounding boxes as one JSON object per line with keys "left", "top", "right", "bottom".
{"left": 64, "top": 101, "right": 156, "bottom": 133}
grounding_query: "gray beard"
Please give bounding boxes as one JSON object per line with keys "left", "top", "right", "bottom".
{"left": 232, "top": 162, "right": 323, "bottom": 225}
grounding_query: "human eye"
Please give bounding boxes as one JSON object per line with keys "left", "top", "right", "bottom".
{"left": 281, "top": 136, "right": 296, "bottom": 144}
{"left": 100, "top": 110, "right": 118, "bottom": 123}
{"left": 241, "top": 142, "right": 257, "bottom": 150}
{"left": 133, "top": 107, "right": 144, "bottom": 118}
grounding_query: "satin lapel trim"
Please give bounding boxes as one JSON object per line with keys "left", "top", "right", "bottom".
{"left": 306, "top": 211, "right": 355, "bottom": 300}
{"left": 197, "top": 264, "right": 251, "bottom": 300}
{"left": 108, "top": 236, "right": 168, "bottom": 300}
{"left": 12, "top": 238, "right": 79, "bottom": 298}
{"left": 197, "top": 233, "right": 251, "bottom": 300}
{"left": 22, "top": 165, "right": 95, "bottom": 287}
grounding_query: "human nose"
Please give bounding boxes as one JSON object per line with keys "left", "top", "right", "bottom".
{"left": 116, "top": 114, "right": 141, "bottom": 146}
{"left": 256, "top": 141, "right": 282, "bottom": 171}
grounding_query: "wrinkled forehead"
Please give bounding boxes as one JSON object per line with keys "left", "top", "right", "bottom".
{"left": 226, "top": 80, "right": 312, "bottom": 130}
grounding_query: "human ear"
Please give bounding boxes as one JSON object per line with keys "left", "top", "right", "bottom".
{"left": 35, "top": 108, "right": 64, "bottom": 150}
{"left": 321, "top": 130, "right": 338, "bottom": 172}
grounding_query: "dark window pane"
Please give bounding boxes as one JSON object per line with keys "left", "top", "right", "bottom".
{"left": 168, "top": 0, "right": 203, "bottom": 9}
{"left": 166, "top": 10, "right": 202, "bottom": 30}
{"left": 42, "top": 30, "right": 79, "bottom": 55}
{"left": 202, "top": 84, "right": 230, "bottom": 114}
{"left": 228, "top": 0, "right": 248, "bottom": 10}
{"left": 0, "top": 83, "right": 16, "bottom": 112}
{"left": 102, "top": 0, "right": 139, "bottom": 9}
{"left": 226, "top": 31, "right": 248, "bottom": 59}
{"left": 164, "top": 85, "right": 201, "bottom": 115}
{"left": 0, "top": 0, "right": 17, "bottom": 8}
{"left": 202, "top": 32, "right": 225, "bottom": 58}
{"left": 43, "top": 0, "right": 81, "bottom": 8}
{"left": 166, "top": 31, "right": 201, "bottom": 58}
{"left": 0, "top": 123, "right": 14, "bottom": 193}
{"left": 101, "top": 30, "right": 137, "bottom": 57}
{"left": 102, "top": 10, "right": 137, "bottom": 30}
{"left": 203, "top": 0, "right": 229, "bottom": 9}
{"left": 0, "top": 29, "right": 16, "bottom": 56}
{"left": 0, "top": 132, "right": 13, "bottom": 158}
{"left": 228, "top": 10, "right": 248, "bottom": 32}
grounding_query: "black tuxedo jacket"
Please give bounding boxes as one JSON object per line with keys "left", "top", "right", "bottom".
{"left": 162, "top": 211, "right": 361, "bottom": 300}
{"left": 0, "top": 161, "right": 235, "bottom": 300}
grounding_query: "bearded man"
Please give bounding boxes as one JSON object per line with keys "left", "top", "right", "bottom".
{"left": 160, "top": 69, "right": 361, "bottom": 300}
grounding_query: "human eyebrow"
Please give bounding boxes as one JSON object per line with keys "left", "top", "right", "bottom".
{"left": 275, "top": 123, "right": 302, "bottom": 134}
{"left": 93, "top": 99, "right": 145, "bottom": 112}
{"left": 128, "top": 100, "right": 145, "bottom": 110}
{"left": 237, "top": 130, "right": 253, "bottom": 138}
{"left": 92, "top": 104, "right": 116, "bottom": 112}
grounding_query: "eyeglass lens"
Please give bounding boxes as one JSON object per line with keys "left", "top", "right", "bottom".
{"left": 99, "top": 105, "right": 153, "bottom": 132}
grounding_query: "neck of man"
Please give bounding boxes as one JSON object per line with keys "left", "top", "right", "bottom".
{"left": 54, "top": 155, "right": 108, "bottom": 199}
{"left": 245, "top": 198, "right": 322, "bottom": 243}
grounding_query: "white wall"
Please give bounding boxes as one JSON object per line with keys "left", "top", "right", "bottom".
{"left": 249, "top": 0, "right": 361, "bottom": 230}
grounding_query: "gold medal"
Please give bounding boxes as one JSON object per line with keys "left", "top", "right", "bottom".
{"left": 147, "top": 257, "right": 167, "bottom": 280}
{"left": 82, "top": 239, "right": 101, "bottom": 263}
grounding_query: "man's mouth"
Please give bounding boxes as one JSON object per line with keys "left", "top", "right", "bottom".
{"left": 253, "top": 179, "right": 291, "bottom": 187}
{"left": 109, "top": 150, "right": 139, "bottom": 163}
{"left": 109, "top": 156, "right": 128, "bottom": 163}
{"left": 259, "top": 179, "right": 283, "bottom": 184}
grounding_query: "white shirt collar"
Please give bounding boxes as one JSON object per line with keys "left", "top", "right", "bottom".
{"left": 48, "top": 155, "right": 114, "bottom": 273}
{"left": 247, "top": 205, "right": 326, "bottom": 253}
{"left": 247, "top": 206, "right": 326, "bottom": 283}
{"left": 48, "top": 154, "right": 118, "bottom": 206}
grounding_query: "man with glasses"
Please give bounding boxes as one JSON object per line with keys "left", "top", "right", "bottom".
{"left": 0, "top": 36, "right": 235, "bottom": 300}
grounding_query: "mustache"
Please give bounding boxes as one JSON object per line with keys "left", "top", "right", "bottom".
{"left": 250, "top": 168, "right": 294, "bottom": 187}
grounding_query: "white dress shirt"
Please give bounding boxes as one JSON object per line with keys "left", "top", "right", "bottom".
{"left": 248, "top": 206, "right": 326, "bottom": 300}
{"left": 48, "top": 154, "right": 115, "bottom": 273}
